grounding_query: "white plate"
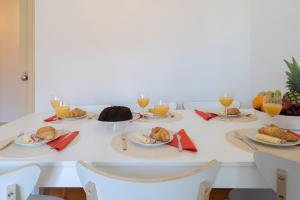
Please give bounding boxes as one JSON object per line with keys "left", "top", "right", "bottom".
{"left": 143, "top": 112, "right": 160, "bottom": 119}
{"left": 128, "top": 129, "right": 174, "bottom": 147}
{"left": 245, "top": 131, "right": 300, "bottom": 147}
{"left": 15, "top": 129, "right": 65, "bottom": 147}
{"left": 64, "top": 114, "right": 88, "bottom": 121}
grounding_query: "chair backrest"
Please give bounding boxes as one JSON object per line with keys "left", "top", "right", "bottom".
{"left": 76, "top": 160, "right": 220, "bottom": 200}
{"left": 183, "top": 101, "right": 241, "bottom": 110}
{"left": 254, "top": 151, "right": 300, "bottom": 200}
{"left": 73, "top": 105, "right": 111, "bottom": 113}
{"left": 127, "top": 102, "right": 177, "bottom": 111}
{"left": 0, "top": 164, "right": 40, "bottom": 200}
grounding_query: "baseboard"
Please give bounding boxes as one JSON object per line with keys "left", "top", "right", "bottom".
{"left": 0, "top": 122, "right": 7, "bottom": 126}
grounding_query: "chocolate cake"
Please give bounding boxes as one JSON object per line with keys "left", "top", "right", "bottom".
{"left": 98, "top": 106, "right": 133, "bottom": 122}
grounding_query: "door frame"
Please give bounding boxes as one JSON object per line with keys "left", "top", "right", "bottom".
{"left": 20, "top": 0, "right": 35, "bottom": 114}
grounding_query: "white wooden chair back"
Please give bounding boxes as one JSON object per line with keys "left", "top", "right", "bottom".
{"left": 0, "top": 164, "right": 40, "bottom": 200}
{"left": 254, "top": 151, "right": 300, "bottom": 200}
{"left": 76, "top": 160, "right": 220, "bottom": 200}
{"left": 73, "top": 105, "right": 110, "bottom": 113}
{"left": 183, "top": 101, "right": 241, "bottom": 110}
{"left": 127, "top": 102, "right": 177, "bottom": 112}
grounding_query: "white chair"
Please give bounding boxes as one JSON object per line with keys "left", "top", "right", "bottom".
{"left": 0, "top": 164, "right": 62, "bottom": 200}
{"left": 230, "top": 151, "right": 300, "bottom": 200}
{"left": 127, "top": 102, "right": 177, "bottom": 111}
{"left": 183, "top": 101, "right": 241, "bottom": 110}
{"left": 72, "top": 104, "right": 110, "bottom": 113}
{"left": 0, "top": 164, "right": 39, "bottom": 200}
{"left": 76, "top": 160, "right": 220, "bottom": 200}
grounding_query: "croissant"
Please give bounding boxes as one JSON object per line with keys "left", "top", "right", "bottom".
{"left": 227, "top": 108, "right": 240, "bottom": 115}
{"left": 258, "top": 124, "right": 299, "bottom": 142}
{"left": 67, "top": 108, "right": 86, "bottom": 118}
{"left": 150, "top": 127, "right": 170, "bottom": 142}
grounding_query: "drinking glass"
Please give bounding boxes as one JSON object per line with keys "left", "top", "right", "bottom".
{"left": 56, "top": 101, "right": 70, "bottom": 119}
{"left": 50, "top": 95, "right": 62, "bottom": 115}
{"left": 137, "top": 94, "right": 150, "bottom": 115}
{"left": 153, "top": 100, "right": 169, "bottom": 118}
{"left": 55, "top": 101, "right": 70, "bottom": 133}
{"left": 263, "top": 96, "right": 282, "bottom": 117}
{"left": 219, "top": 94, "right": 234, "bottom": 118}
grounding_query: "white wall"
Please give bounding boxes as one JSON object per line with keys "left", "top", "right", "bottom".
{"left": 35, "top": 0, "right": 251, "bottom": 112}
{"left": 251, "top": 0, "right": 300, "bottom": 95}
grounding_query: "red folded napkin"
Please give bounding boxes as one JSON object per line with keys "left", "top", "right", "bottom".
{"left": 287, "top": 130, "right": 300, "bottom": 146}
{"left": 47, "top": 131, "right": 79, "bottom": 151}
{"left": 44, "top": 115, "right": 61, "bottom": 122}
{"left": 168, "top": 129, "right": 197, "bottom": 152}
{"left": 194, "top": 110, "right": 217, "bottom": 121}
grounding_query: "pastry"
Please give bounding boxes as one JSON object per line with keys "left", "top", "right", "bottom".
{"left": 67, "top": 108, "right": 87, "bottom": 118}
{"left": 150, "top": 127, "right": 170, "bottom": 142}
{"left": 36, "top": 126, "right": 56, "bottom": 140}
{"left": 258, "top": 124, "right": 299, "bottom": 142}
{"left": 98, "top": 106, "right": 133, "bottom": 122}
{"left": 227, "top": 108, "right": 240, "bottom": 115}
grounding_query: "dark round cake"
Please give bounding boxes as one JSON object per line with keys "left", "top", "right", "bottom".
{"left": 98, "top": 106, "right": 133, "bottom": 122}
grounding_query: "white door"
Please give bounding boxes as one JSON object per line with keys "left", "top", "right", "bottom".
{"left": 0, "top": 0, "right": 34, "bottom": 122}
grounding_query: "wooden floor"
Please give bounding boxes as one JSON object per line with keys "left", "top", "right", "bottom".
{"left": 42, "top": 188, "right": 231, "bottom": 200}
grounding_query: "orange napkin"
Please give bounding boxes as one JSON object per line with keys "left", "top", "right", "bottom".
{"left": 44, "top": 115, "right": 61, "bottom": 122}
{"left": 47, "top": 131, "right": 79, "bottom": 151}
{"left": 194, "top": 110, "right": 217, "bottom": 121}
{"left": 168, "top": 129, "right": 197, "bottom": 152}
{"left": 288, "top": 130, "right": 300, "bottom": 146}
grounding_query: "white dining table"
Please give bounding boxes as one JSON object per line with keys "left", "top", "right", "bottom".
{"left": 0, "top": 110, "right": 269, "bottom": 189}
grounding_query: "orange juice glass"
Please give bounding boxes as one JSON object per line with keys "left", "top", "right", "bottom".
{"left": 56, "top": 106, "right": 70, "bottom": 118}
{"left": 51, "top": 100, "right": 61, "bottom": 113}
{"left": 263, "top": 103, "right": 282, "bottom": 117}
{"left": 219, "top": 97, "right": 234, "bottom": 107}
{"left": 219, "top": 95, "right": 234, "bottom": 119}
{"left": 137, "top": 98, "right": 149, "bottom": 108}
{"left": 50, "top": 95, "right": 62, "bottom": 114}
{"left": 137, "top": 94, "right": 150, "bottom": 115}
{"left": 153, "top": 102, "right": 169, "bottom": 117}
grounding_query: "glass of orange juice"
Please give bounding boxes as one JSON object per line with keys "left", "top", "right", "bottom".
{"left": 263, "top": 96, "right": 282, "bottom": 117}
{"left": 219, "top": 94, "right": 234, "bottom": 118}
{"left": 50, "top": 95, "right": 62, "bottom": 116}
{"left": 153, "top": 100, "right": 169, "bottom": 118}
{"left": 137, "top": 94, "right": 150, "bottom": 115}
{"left": 56, "top": 105, "right": 70, "bottom": 119}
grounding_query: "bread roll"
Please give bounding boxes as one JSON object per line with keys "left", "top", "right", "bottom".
{"left": 36, "top": 126, "right": 56, "bottom": 140}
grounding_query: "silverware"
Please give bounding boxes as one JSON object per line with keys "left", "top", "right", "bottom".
{"left": 0, "top": 132, "right": 24, "bottom": 151}
{"left": 177, "top": 135, "right": 183, "bottom": 152}
{"left": 121, "top": 135, "right": 127, "bottom": 151}
{"left": 234, "top": 131, "right": 258, "bottom": 151}
{"left": 245, "top": 113, "right": 252, "bottom": 118}
{"left": 50, "top": 132, "right": 71, "bottom": 150}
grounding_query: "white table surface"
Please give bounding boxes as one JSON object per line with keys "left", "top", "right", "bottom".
{"left": 0, "top": 110, "right": 269, "bottom": 188}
